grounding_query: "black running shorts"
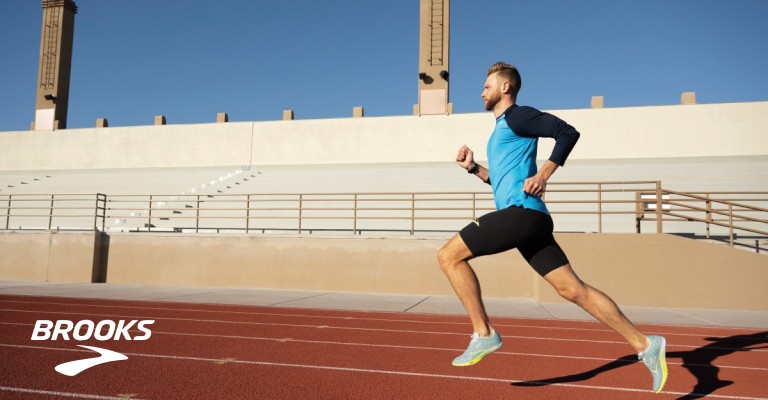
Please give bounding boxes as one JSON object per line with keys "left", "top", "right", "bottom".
{"left": 459, "top": 206, "right": 569, "bottom": 277}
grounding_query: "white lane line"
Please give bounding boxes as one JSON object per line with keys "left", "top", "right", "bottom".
{"left": 3, "top": 326, "right": 766, "bottom": 373}
{"left": 1, "top": 344, "right": 766, "bottom": 400}
{"left": 1, "top": 298, "right": 760, "bottom": 337}
{"left": 151, "top": 331, "right": 768, "bottom": 372}
{"left": 0, "top": 386, "right": 145, "bottom": 400}
{"left": 1, "top": 313, "right": 765, "bottom": 354}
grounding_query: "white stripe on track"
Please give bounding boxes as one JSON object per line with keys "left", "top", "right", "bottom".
{"left": 1, "top": 311, "right": 766, "bottom": 354}
{"left": 151, "top": 330, "right": 768, "bottom": 372}
{"left": 1, "top": 344, "right": 766, "bottom": 400}
{"left": 3, "top": 324, "right": 768, "bottom": 374}
{"left": 0, "top": 386, "right": 145, "bottom": 400}
{"left": 2, "top": 298, "right": 761, "bottom": 337}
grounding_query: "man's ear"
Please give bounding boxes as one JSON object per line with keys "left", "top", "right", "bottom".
{"left": 501, "top": 81, "right": 511, "bottom": 94}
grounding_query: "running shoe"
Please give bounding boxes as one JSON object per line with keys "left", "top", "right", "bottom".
{"left": 638, "top": 335, "right": 668, "bottom": 393}
{"left": 452, "top": 330, "right": 502, "bottom": 367}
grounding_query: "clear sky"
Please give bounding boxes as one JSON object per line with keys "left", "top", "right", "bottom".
{"left": 1, "top": 0, "right": 766, "bottom": 131}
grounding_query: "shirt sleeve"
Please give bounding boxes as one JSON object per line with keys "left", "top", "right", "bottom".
{"left": 504, "top": 105, "right": 580, "bottom": 166}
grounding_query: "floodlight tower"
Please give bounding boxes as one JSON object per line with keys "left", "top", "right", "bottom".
{"left": 33, "top": 0, "right": 78, "bottom": 130}
{"left": 416, "top": 0, "right": 451, "bottom": 115}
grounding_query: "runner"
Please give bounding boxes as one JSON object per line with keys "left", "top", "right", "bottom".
{"left": 438, "top": 61, "right": 668, "bottom": 393}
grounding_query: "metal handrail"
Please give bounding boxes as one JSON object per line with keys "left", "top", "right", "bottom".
{"left": 0, "top": 193, "right": 107, "bottom": 231}
{"left": 1, "top": 183, "right": 766, "bottom": 251}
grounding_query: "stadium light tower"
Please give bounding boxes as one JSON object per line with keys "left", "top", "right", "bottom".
{"left": 33, "top": 0, "right": 78, "bottom": 131}
{"left": 416, "top": 0, "right": 451, "bottom": 115}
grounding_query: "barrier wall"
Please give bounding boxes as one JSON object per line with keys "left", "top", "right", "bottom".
{"left": 1, "top": 102, "right": 767, "bottom": 170}
{"left": 6, "top": 231, "right": 762, "bottom": 311}
{"left": 101, "top": 233, "right": 768, "bottom": 311}
{"left": 0, "top": 231, "right": 102, "bottom": 283}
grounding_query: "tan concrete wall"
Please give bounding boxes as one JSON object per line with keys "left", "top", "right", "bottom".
{"left": 103, "top": 234, "right": 534, "bottom": 297}
{"left": 102, "top": 233, "right": 768, "bottom": 311}
{"left": 541, "top": 234, "right": 768, "bottom": 310}
{"left": 0, "top": 231, "right": 102, "bottom": 283}
{"left": 1, "top": 101, "right": 766, "bottom": 170}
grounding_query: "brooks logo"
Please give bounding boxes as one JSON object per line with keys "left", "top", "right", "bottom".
{"left": 31, "top": 319, "right": 154, "bottom": 376}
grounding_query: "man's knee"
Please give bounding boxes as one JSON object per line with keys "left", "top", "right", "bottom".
{"left": 438, "top": 235, "right": 472, "bottom": 270}
{"left": 555, "top": 280, "right": 590, "bottom": 304}
{"left": 545, "top": 265, "right": 588, "bottom": 303}
{"left": 437, "top": 243, "right": 455, "bottom": 270}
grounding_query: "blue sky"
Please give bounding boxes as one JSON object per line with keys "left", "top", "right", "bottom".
{"left": 1, "top": 0, "right": 766, "bottom": 131}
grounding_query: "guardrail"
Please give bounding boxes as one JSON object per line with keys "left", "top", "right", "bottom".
{"left": 1, "top": 182, "right": 766, "bottom": 251}
{"left": 0, "top": 193, "right": 106, "bottom": 231}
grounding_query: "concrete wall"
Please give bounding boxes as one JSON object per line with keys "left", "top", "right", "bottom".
{"left": 1, "top": 101, "right": 766, "bottom": 170}
{"left": 99, "top": 232, "right": 768, "bottom": 311}
{"left": 0, "top": 231, "right": 102, "bottom": 283}
{"left": 3, "top": 230, "right": 765, "bottom": 310}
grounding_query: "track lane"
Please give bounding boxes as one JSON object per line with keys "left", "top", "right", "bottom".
{"left": 1, "top": 295, "right": 766, "bottom": 399}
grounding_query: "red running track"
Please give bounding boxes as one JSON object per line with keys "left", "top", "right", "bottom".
{"left": 0, "top": 294, "right": 766, "bottom": 399}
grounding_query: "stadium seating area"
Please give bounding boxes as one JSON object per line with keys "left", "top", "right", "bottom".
{"left": 1, "top": 157, "right": 766, "bottom": 252}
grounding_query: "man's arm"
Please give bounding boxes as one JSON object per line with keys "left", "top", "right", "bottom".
{"left": 456, "top": 145, "right": 491, "bottom": 184}
{"left": 506, "top": 106, "right": 580, "bottom": 195}
{"left": 507, "top": 106, "right": 580, "bottom": 167}
{"left": 524, "top": 160, "right": 558, "bottom": 196}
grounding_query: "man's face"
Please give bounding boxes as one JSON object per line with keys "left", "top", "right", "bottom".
{"left": 481, "top": 73, "right": 503, "bottom": 111}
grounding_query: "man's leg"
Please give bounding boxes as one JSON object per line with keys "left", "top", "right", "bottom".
{"left": 437, "top": 234, "right": 492, "bottom": 337}
{"left": 543, "top": 263, "right": 647, "bottom": 352}
{"left": 438, "top": 233, "right": 503, "bottom": 367}
{"left": 543, "top": 263, "right": 668, "bottom": 393}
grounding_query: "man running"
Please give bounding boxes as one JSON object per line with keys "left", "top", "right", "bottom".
{"left": 437, "top": 61, "right": 668, "bottom": 393}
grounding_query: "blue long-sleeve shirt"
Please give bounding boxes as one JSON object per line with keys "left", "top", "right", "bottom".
{"left": 487, "top": 104, "right": 580, "bottom": 214}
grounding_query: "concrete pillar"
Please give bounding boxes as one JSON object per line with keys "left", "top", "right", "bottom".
{"left": 34, "top": 0, "right": 78, "bottom": 130}
{"left": 154, "top": 115, "right": 167, "bottom": 125}
{"left": 418, "top": 0, "right": 450, "bottom": 115}
{"left": 282, "top": 110, "right": 294, "bottom": 120}
{"left": 591, "top": 96, "right": 604, "bottom": 109}
{"left": 217, "top": 112, "right": 228, "bottom": 123}
{"left": 681, "top": 92, "right": 696, "bottom": 105}
{"left": 96, "top": 118, "right": 108, "bottom": 128}
{"left": 353, "top": 106, "right": 364, "bottom": 118}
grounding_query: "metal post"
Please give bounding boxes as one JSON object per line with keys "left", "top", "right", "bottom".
{"left": 353, "top": 194, "right": 358, "bottom": 234}
{"left": 98, "top": 194, "right": 106, "bottom": 231}
{"left": 48, "top": 194, "right": 55, "bottom": 230}
{"left": 3, "top": 195, "right": 9, "bottom": 229}
{"left": 597, "top": 183, "right": 603, "bottom": 233}
{"left": 728, "top": 203, "right": 734, "bottom": 247}
{"left": 298, "top": 194, "right": 303, "bottom": 234}
{"left": 195, "top": 195, "right": 201, "bottom": 233}
{"left": 705, "top": 196, "right": 712, "bottom": 239}
{"left": 655, "top": 182, "right": 663, "bottom": 234}
{"left": 245, "top": 194, "right": 250, "bottom": 233}
{"left": 410, "top": 193, "right": 415, "bottom": 235}
{"left": 93, "top": 194, "right": 99, "bottom": 231}
{"left": 147, "top": 195, "right": 153, "bottom": 232}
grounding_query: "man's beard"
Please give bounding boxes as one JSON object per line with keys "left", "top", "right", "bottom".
{"left": 484, "top": 93, "right": 501, "bottom": 111}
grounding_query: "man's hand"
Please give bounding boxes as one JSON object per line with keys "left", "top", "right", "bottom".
{"left": 523, "top": 175, "right": 548, "bottom": 196}
{"left": 456, "top": 145, "right": 475, "bottom": 171}
{"left": 523, "top": 160, "right": 560, "bottom": 196}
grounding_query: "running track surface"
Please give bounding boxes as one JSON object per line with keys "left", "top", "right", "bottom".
{"left": 1, "top": 295, "right": 766, "bottom": 400}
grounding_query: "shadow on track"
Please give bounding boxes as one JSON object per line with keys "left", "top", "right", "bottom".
{"left": 511, "top": 331, "right": 768, "bottom": 399}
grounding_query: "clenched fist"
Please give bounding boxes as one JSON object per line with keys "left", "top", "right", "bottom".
{"left": 456, "top": 145, "right": 475, "bottom": 171}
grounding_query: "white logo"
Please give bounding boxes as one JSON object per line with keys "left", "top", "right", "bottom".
{"left": 54, "top": 345, "right": 129, "bottom": 376}
{"left": 31, "top": 319, "right": 154, "bottom": 376}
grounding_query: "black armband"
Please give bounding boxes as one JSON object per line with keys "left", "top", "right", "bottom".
{"left": 467, "top": 162, "right": 480, "bottom": 175}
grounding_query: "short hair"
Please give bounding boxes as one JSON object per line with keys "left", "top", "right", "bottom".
{"left": 487, "top": 62, "right": 521, "bottom": 95}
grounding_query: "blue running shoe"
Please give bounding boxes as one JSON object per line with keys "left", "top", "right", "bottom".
{"left": 452, "top": 330, "right": 502, "bottom": 367}
{"left": 639, "top": 335, "right": 668, "bottom": 393}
